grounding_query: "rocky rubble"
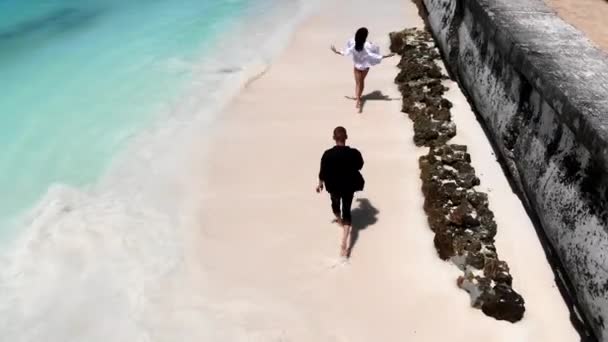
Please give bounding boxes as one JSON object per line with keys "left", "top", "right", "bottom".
{"left": 390, "top": 28, "right": 525, "bottom": 322}
{"left": 389, "top": 28, "right": 455, "bottom": 146}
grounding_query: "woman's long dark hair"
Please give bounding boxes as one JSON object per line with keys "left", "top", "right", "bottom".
{"left": 354, "top": 27, "right": 368, "bottom": 52}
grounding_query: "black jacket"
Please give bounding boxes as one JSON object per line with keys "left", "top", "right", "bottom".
{"left": 319, "top": 145, "right": 364, "bottom": 194}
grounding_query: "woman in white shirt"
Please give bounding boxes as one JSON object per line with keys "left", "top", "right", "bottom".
{"left": 331, "top": 27, "right": 395, "bottom": 110}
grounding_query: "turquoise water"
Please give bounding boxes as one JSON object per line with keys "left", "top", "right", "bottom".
{"left": 0, "top": 0, "right": 313, "bottom": 340}
{"left": 0, "top": 0, "right": 249, "bottom": 225}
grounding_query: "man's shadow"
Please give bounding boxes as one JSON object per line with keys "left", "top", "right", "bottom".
{"left": 345, "top": 90, "right": 399, "bottom": 113}
{"left": 348, "top": 198, "right": 379, "bottom": 257}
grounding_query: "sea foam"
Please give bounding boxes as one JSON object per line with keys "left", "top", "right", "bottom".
{"left": 0, "top": 0, "right": 320, "bottom": 340}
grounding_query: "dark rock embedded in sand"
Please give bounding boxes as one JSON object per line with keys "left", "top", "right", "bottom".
{"left": 391, "top": 28, "right": 453, "bottom": 147}
{"left": 391, "top": 28, "right": 525, "bottom": 322}
{"left": 482, "top": 283, "right": 526, "bottom": 323}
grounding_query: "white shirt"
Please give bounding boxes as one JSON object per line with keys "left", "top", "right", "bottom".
{"left": 341, "top": 38, "right": 383, "bottom": 70}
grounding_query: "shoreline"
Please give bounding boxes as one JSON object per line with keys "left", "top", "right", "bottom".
{"left": 1, "top": 0, "right": 319, "bottom": 233}
{"left": 0, "top": 1, "right": 321, "bottom": 340}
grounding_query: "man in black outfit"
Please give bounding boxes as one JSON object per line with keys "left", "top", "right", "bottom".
{"left": 316, "top": 126, "right": 364, "bottom": 257}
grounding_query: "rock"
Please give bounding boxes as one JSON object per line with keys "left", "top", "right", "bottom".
{"left": 432, "top": 107, "right": 451, "bottom": 121}
{"left": 465, "top": 238, "right": 482, "bottom": 253}
{"left": 421, "top": 179, "right": 447, "bottom": 204}
{"left": 466, "top": 252, "right": 486, "bottom": 269}
{"left": 484, "top": 259, "right": 513, "bottom": 286}
{"left": 413, "top": 117, "right": 440, "bottom": 146}
{"left": 477, "top": 205, "right": 495, "bottom": 222}
{"left": 467, "top": 191, "right": 489, "bottom": 209}
{"left": 389, "top": 31, "right": 406, "bottom": 53}
{"left": 427, "top": 209, "right": 447, "bottom": 232}
{"left": 428, "top": 68, "right": 444, "bottom": 82}
{"left": 448, "top": 201, "right": 480, "bottom": 227}
{"left": 440, "top": 98, "right": 453, "bottom": 109}
{"left": 458, "top": 269, "right": 525, "bottom": 323}
{"left": 411, "top": 117, "right": 457, "bottom": 147}
{"left": 453, "top": 235, "right": 469, "bottom": 254}
{"left": 481, "top": 284, "right": 526, "bottom": 323}
{"left": 457, "top": 271, "right": 493, "bottom": 308}
{"left": 481, "top": 244, "right": 498, "bottom": 258}
{"left": 449, "top": 188, "right": 467, "bottom": 206}
{"left": 434, "top": 229, "right": 456, "bottom": 260}
{"left": 453, "top": 163, "right": 481, "bottom": 189}
{"left": 477, "top": 214, "right": 497, "bottom": 241}
{"left": 440, "top": 122, "right": 457, "bottom": 142}
{"left": 433, "top": 145, "right": 468, "bottom": 164}
{"left": 442, "top": 180, "right": 457, "bottom": 192}
{"left": 396, "top": 27, "right": 524, "bottom": 323}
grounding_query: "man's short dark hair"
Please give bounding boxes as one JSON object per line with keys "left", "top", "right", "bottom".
{"left": 333, "top": 126, "right": 347, "bottom": 142}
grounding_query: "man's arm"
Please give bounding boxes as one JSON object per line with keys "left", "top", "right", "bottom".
{"left": 317, "top": 152, "right": 327, "bottom": 192}
{"left": 354, "top": 149, "right": 364, "bottom": 170}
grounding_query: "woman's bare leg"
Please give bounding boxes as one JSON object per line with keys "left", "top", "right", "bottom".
{"left": 353, "top": 68, "right": 362, "bottom": 108}
{"left": 354, "top": 68, "right": 369, "bottom": 110}
{"left": 359, "top": 68, "right": 369, "bottom": 100}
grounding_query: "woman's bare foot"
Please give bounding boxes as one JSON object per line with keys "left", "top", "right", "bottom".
{"left": 355, "top": 96, "right": 362, "bottom": 109}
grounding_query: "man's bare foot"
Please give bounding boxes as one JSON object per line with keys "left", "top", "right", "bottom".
{"left": 340, "top": 225, "right": 352, "bottom": 257}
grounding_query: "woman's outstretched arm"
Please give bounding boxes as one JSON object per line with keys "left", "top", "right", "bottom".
{"left": 330, "top": 45, "right": 343, "bottom": 55}
{"left": 368, "top": 43, "right": 394, "bottom": 59}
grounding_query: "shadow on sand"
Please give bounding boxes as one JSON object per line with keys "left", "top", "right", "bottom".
{"left": 348, "top": 198, "right": 379, "bottom": 257}
{"left": 345, "top": 90, "right": 399, "bottom": 113}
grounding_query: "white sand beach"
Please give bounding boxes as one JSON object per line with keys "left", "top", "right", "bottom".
{"left": 176, "top": 0, "right": 581, "bottom": 340}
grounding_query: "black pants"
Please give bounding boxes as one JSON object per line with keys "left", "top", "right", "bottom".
{"left": 330, "top": 192, "right": 354, "bottom": 225}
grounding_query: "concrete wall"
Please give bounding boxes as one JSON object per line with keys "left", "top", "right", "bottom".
{"left": 421, "top": 0, "right": 608, "bottom": 339}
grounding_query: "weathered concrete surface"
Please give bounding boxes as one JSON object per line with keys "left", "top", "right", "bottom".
{"left": 422, "top": 0, "right": 608, "bottom": 339}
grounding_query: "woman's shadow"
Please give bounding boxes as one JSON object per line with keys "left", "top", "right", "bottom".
{"left": 345, "top": 90, "right": 399, "bottom": 113}
{"left": 348, "top": 198, "right": 379, "bottom": 257}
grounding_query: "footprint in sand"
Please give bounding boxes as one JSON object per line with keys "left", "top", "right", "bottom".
{"left": 303, "top": 257, "right": 350, "bottom": 276}
{"left": 323, "top": 256, "right": 350, "bottom": 269}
